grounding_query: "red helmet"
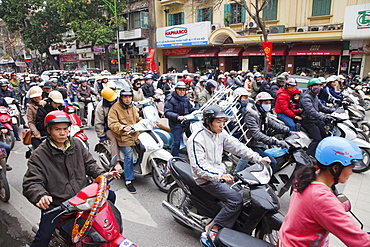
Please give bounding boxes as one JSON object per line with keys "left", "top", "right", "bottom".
{"left": 185, "top": 77, "right": 193, "bottom": 83}
{"left": 44, "top": 110, "right": 71, "bottom": 128}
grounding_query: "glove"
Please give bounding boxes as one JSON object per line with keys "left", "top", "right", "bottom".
{"left": 276, "top": 140, "right": 289, "bottom": 149}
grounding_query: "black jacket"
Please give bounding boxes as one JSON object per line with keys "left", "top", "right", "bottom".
{"left": 35, "top": 100, "right": 60, "bottom": 137}
{"left": 164, "top": 92, "right": 194, "bottom": 127}
{"left": 142, "top": 84, "right": 155, "bottom": 98}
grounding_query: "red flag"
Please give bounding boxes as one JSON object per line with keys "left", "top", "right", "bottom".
{"left": 261, "top": 42, "right": 273, "bottom": 72}
{"left": 148, "top": 48, "right": 159, "bottom": 72}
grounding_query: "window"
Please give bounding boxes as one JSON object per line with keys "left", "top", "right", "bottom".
{"left": 312, "top": 0, "right": 331, "bottom": 16}
{"left": 168, "top": 12, "right": 184, "bottom": 26}
{"left": 198, "top": 7, "right": 213, "bottom": 22}
{"left": 224, "top": 4, "right": 245, "bottom": 25}
{"left": 121, "top": 11, "right": 149, "bottom": 30}
{"left": 263, "top": 0, "right": 278, "bottom": 21}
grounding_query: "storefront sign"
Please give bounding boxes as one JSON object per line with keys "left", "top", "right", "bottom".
{"left": 163, "top": 48, "right": 191, "bottom": 56}
{"left": 156, "top": 22, "right": 211, "bottom": 48}
{"left": 15, "top": 61, "right": 27, "bottom": 67}
{"left": 343, "top": 3, "right": 370, "bottom": 39}
{"left": 93, "top": 46, "right": 105, "bottom": 53}
{"left": 79, "top": 52, "right": 94, "bottom": 60}
{"left": 60, "top": 54, "right": 78, "bottom": 62}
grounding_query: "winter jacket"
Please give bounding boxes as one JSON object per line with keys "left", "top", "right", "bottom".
{"left": 35, "top": 100, "right": 61, "bottom": 137}
{"left": 226, "top": 77, "right": 243, "bottom": 89}
{"left": 0, "top": 89, "right": 15, "bottom": 98}
{"left": 23, "top": 137, "right": 104, "bottom": 208}
{"left": 299, "top": 89, "right": 335, "bottom": 122}
{"left": 164, "top": 92, "right": 194, "bottom": 127}
{"left": 275, "top": 87, "right": 301, "bottom": 118}
{"left": 251, "top": 79, "right": 261, "bottom": 99}
{"left": 77, "top": 85, "right": 97, "bottom": 101}
{"left": 289, "top": 101, "right": 302, "bottom": 116}
{"left": 94, "top": 99, "right": 115, "bottom": 140}
{"left": 188, "top": 126, "right": 262, "bottom": 185}
{"left": 318, "top": 85, "right": 342, "bottom": 104}
{"left": 26, "top": 100, "right": 41, "bottom": 138}
{"left": 163, "top": 83, "right": 174, "bottom": 96}
{"left": 194, "top": 83, "right": 204, "bottom": 102}
{"left": 244, "top": 105, "right": 289, "bottom": 149}
{"left": 259, "top": 79, "right": 271, "bottom": 93}
{"left": 108, "top": 101, "right": 142, "bottom": 147}
{"left": 132, "top": 88, "right": 145, "bottom": 102}
{"left": 68, "top": 82, "right": 79, "bottom": 95}
{"left": 142, "top": 84, "right": 155, "bottom": 98}
{"left": 198, "top": 89, "right": 214, "bottom": 107}
{"left": 270, "top": 82, "right": 283, "bottom": 99}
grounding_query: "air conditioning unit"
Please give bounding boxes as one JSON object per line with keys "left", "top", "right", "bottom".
{"left": 323, "top": 24, "right": 343, "bottom": 30}
{"left": 308, "top": 26, "right": 323, "bottom": 32}
{"left": 139, "top": 47, "right": 148, "bottom": 54}
{"left": 211, "top": 24, "right": 220, "bottom": 31}
{"left": 269, "top": 25, "right": 285, "bottom": 33}
{"left": 248, "top": 21, "right": 258, "bottom": 29}
{"left": 296, "top": 26, "right": 308, "bottom": 32}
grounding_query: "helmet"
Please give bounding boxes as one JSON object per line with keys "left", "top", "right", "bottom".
{"left": 50, "top": 78, "right": 58, "bottom": 83}
{"left": 307, "top": 78, "right": 322, "bottom": 87}
{"left": 101, "top": 88, "right": 117, "bottom": 102}
{"left": 229, "top": 71, "right": 237, "bottom": 76}
{"left": 224, "top": 72, "right": 230, "bottom": 76}
{"left": 193, "top": 74, "right": 200, "bottom": 78}
{"left": 160, "top": 75, "right": 167, "bottom": 80}
{"left": 44, "top": 110, "right": 71, "bottom": 128}
{"left": 48, "top": 91, "right": 64, "bottom": 104}
{"left": 234, "top": 87, "right": 250, "bottom": 98}
{"left": 174, "top": 82, "right": 186, "bottom": 89}
{"left": 145, "top": 74, "right": 153, "bottom": 80}
{"left": 254, "top": 72, "right": 262, "bottom": 77}
{"left": 79, "top": 77, "right": 87, "bottom": 82}
{"left": 120, "top": 87, "right": 133, "bottom": 96}
{"left": 155, "top": 88, "right": 163, "bottom": 95}
{"left": 205, "top": 80, "right": 217, "bottom": 91}
{"left": 185, "top": 77, "right": 193, "bottom": 84}
{"left": 338, "top": 75, "right": 345, "bottom": 80}
{"left": 203, "top": 105, "right": 229, "bottom": 125}
{"left": 285, "top": 78, "right": 297, "bottom": 87}
{"left": 326, "top": 76, "right": 336, "bottom": 83}
{"left": 276, "top": 75, "right": 286, "bottom": 83}
{"left": 200, "top": 76, "right": 208, "bottom": 82}
{"left": 265, "top": 72, "right": 274, "bottom": 79}
{"left": 106, "top": 81, "right": 116, "bottom": 89}
{"left": 29, "top": 86, "right": 43, "bottom": 98}
{"left": 43, "top": 81, "right": 53, "bottom": 89}
{"left": 281, "top": 72, "right": 290, "bottom": 77}
{"left": 166, "top": 76, "right": 173, "bottom": 81}
{"left": 318, "top": 77, "right": 326, "bottom": 83}
{"left": 217, "top": 74, "right": 225, "bottom": 80}
{"left": 315, "top": 137, "right": 362, "bottom": 166}
{"left": 0, "top": 79, "right": 9, "bottom": 87}
{"left": 255, "top": 92, "right": 274, "bottom": 102}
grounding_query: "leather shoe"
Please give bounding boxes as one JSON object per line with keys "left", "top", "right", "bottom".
{"left": 6, "top": 164, "right": 12, "bottom": 171}
{"left": 16, "top": 137, "right": 21, "bottom": 141}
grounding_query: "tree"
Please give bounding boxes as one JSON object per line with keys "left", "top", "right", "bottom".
{"left": 0, "top": 0, "right": 68, "bottom": 69}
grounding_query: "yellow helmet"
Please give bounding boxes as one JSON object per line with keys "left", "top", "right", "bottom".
{"left": 101, "top": 88, "right": 117, "bottom": 102}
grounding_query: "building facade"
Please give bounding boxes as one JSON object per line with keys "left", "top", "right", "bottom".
{"left": 155, "top": 0, "right": 370, "bottom": 78}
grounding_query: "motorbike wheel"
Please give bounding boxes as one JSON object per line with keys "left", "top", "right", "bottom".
{"left": 364, "top": 99, "right": 370, "bottom": 108}
{"left": 0, "top": 131, "right": 15, "bottom": 149}
{"left": 167, "top": 184, "right": 194, "bottom": 228}
{"left": 353, "top": 148, "right": 370, "bottom": 173}
{"left": 356, "top": 132, "right": 369, "bottom": 143}
{"left": 254, "top": 226, "right": 279, "bottom": 245}
{"left": 359, "top": 122, "right": 370, "bottom": 139}
{"left": 0, "top": 165, "right": 10, "bottom": 202}
{"left": 152, "top": 159, "right": 173, "bottom": 193}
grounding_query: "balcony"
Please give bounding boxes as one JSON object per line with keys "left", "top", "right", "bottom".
{"left": 119, "top": 28, "right": 148, "bottom": 40}
{"left": 159, "top": 0, "right": 186, "bottom": 6}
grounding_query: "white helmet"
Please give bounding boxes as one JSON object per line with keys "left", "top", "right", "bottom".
{"left": 48, "top": 91, "right": 64, "bottom": 104}
{"left": 200, "top": 76, "right": 208, "bottom": 82}
{"left": 106, "top": 81, "right": 116, "bottom": 89}
{"left": 234, "top": 87, "right": 250, "bottom": 98}
{"left": 326, "top": 76, "right": 336, "bottom": 83}
{"left": 318, "top": 77, "right": 326, "bottom": 83}
{"left": 29, "top": 86, "right": 43, "bottom": 98}
{"left": 255, "top": 92, "right": 274, "bottom": 102}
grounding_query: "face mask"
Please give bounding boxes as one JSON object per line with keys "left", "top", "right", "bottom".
{"left": 240, "top": 100, "right": 249, "bottom": 108}
{"left": 261, "top": 104, "right": 271, "bottom": 112}
{"left": 311, "top": 87, "right": 321, "bottom": 94}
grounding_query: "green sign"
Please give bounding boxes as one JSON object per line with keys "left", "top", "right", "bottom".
{"left": 357, "top": 10, "right": 370, "bottom": 29}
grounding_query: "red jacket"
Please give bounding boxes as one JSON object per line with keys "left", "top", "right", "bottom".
{"left": 289, "top": 101, "right": 302, "bottom": 116}
{"left": 275, "top": 87, "right": 301, "bottom": 118}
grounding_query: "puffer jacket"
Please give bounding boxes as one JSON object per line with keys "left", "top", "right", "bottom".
{"left": 77, "top": 85, "right": 97, "bottom": 101}
{"left": 188, "top": 126, "right": 262, "bottom": 185}
{"left": 108, "top": 101, "right": 142, "bottom": 147}
{"left": 132, "top": 88, "right": 145, "bottom": 102}
{"left": 275, "top": 87, "right": 301, "bottom": 118}
{"left": 299, "top": 89, "right": 335, "bottom": 121}
{"left": 23, "top": 137, "right": 104, "bottom": 208}
{"left": 270, "top": 82, "right": 283, "bottom": 99}
{"left": 244, "top": 105, "right": 289, "bottom": 149}
{"left": 164, "top": 92, "right": 194, "bottom": 127}
{"left": 26, "top": 100, "right": 41, "bottom": 138}
{"left": 198, "top": 89, "right": 213, "bottom": 107}
{"left": 194, "top": 83, "right": 204, "bottom": 102}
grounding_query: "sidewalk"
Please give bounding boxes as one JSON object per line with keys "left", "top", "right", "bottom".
{"left": 330, "top": 171, "right": 370, "bottom": 246}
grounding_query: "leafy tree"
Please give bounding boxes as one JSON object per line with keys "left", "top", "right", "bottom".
{"left": 0, "top": 0, "right": 67, "bottom": 69}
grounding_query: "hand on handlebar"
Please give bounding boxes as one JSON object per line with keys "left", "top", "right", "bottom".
{"left": 276, "top": 140, "right": 289, "bottom": 149}
{"left": 36, "top": 195, "right": 53, "bottom": 210}
{"left": 178, "top": 116, "right": 185, "bottom": 121}
{"left": 0, "top": 129, "right": 8, "bottom": 134}
{"left": 220, "top": 174, "right": 234, "bottom": 183}
{"left": 260, "top": 156, "right": 271, "bottom": 164}
{"left": 103, "top": 171, "right": 121, "bottom": 180}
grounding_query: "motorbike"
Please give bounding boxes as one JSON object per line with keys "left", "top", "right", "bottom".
{"left": 94, "top": 119, "right": 173, "bottom": 192}
{"left": 85, "top": 95, "right": 99, "bottom": 127}
{"left": 0, "top": 106, "right": 15, "bottom": 148}
{"left": 162, "top": 157, "right": 284, "bottom": 245}
{"left": 4, "top": 97, "right": 21, "bottom": 128}
{"left": 65, "top": 105, "right": 89, "bottom": 149}
{"left": 0, "top": 147, "right": 10, "bottom": 202}
{"left": 33, "top": 172, "right": 137, "bottom": 247}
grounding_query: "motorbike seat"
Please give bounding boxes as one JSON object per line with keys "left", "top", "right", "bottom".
{"left": 214, "top": 228, "right": 275, "bottom": 247}
{"left": 156, "top": 118, "right": 171, "bottom": 132}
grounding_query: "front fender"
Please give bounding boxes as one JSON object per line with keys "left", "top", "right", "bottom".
{"left": 149, "top": 148, "right": 173, "bottom": 162}
{"left": 352, "top": 138, "right": 370, "bottom": 149}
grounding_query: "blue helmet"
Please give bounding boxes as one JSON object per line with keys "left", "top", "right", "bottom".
{"left": 205, "top": 79, "right": 217, "bottom": 91}
{"left": 315, "top": 137, "right": 362, "bottom": 166}
{"left": 174, "top": 82, "right": 186, "bottom": 89}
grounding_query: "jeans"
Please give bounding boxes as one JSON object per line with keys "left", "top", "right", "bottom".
{"left": 0, "top": 141, "right": 11, "bottom": 161}
{"left": 234, "top": 147, "right": 277, "bottom": 173}
{"left": 277, "top": 113, "right": 296, "bottom": 131}
{"left": 31, "top": 191, "right": 116, "bottom": 247}
{"left": 121, "top": 146, "right": 134, "bottom": 181}
{"left": 69, "top": 94, "right": 78, "bottom": 103}
{"left": 12, "top": 124, "right": 20, "bottom": 139}
{"left": 78, "top": 102, "right": 86, "bottom": 120}
{"left": 170, "top": 124, "right": 183, "bottom": 157}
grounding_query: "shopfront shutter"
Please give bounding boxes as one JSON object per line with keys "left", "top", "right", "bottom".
{"left": 224, "top": 4, "right": 230, "bottom": 25}
{"left": 198, "top": 9, "right": 203, "bottom": 22}
{"left": 312, "top": 0, "right": 331, "bottom": 16}
{"left": 168, "top": 14, "right": 174, "bottom": 26}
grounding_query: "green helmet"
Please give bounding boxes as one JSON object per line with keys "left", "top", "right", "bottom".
{"left": 307, "top": 78, "right": 322, "bottom": 87}
{"left": 276, "top": 75, "right": 286, "bottom": 83}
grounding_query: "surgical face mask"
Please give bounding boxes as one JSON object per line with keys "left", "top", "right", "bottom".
{"left": 311, "top": 87, "right": 321, "bottom": 94}
{"left": 240, "top": 100, "right": 249, "bottom": 108}
{"left": 261, "top": 104, "right": 271, "bottom": 112}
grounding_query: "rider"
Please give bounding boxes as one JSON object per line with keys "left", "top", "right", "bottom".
{"left": 199, "top": 79, "right": 217, "bottom": 107}
{"left": 279, "top": 136, "right": 370, "bottom": 246}
{"left": 251, "top": 72, "right": 262, "bottom": 99}
{"left": 26, "top": 86, "right": 43, "bottom": 148}
{"left": 23, "top": 111, "right": 120, "bottom": 247}
{"left": 188, "top": 105, "right": 270, "bottom": 234}
{"left": 77, "top": 76, "right": 99, "bottom": 121}
{"left": 299, "top": 78, "right": 335, "bottom": 157}
{"left": 142, "top": 75, "right": 155, "bottom": 98}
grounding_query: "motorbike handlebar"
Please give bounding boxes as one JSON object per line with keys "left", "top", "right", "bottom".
{"left": 43, "top": 205, "right": 61, "bottom": 216}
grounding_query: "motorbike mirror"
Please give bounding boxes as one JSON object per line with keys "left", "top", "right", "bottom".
{"left": 110, "top": 155, "right": 118, "bottom": 168}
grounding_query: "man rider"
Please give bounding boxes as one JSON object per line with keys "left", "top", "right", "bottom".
{"left": 142, "top": 75, "right": 155, "bottom": 98}
{"left": 23, "top": 111, "right": 120, "bottom": 247}
{"left": 188, "top": 105, "right": 270, "bottom": 234}
{"left": 77, "top": 77, "right": 99, "bottom": 121}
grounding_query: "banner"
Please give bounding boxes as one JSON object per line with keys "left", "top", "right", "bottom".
{"left": 261, "top": 42, "right": 273, "bottom": 72}
{"left": 148, "top": 48, "right": 159, "bottom": 72}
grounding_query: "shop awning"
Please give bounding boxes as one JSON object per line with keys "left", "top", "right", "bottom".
{"left": 218, "top": 47, "right": 243, "bottom": 57}
{"left": 186, "top": 47, "right": 220, "bottom": 57}
{"left": 289, "top": 44, "right": 343, "bottom": 56}
{"left": 242, "top": 45, "right": 288, "bottom": 56}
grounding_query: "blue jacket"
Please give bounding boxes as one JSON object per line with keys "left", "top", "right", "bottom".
{"left": 164, "top": 92, "right": 194, "bottom": 127}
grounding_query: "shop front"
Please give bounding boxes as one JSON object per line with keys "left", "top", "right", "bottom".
{"left": 60, "top": 54, "right": 79, "bottom": 71}
{"left": 218, "top": 47, "right": 243, "bottom": 72}
{"left": 163, "top": 48, "right": 191, "bottom": 72}
{"left": 186, "top": 47, "right": 220, "bottom": 72}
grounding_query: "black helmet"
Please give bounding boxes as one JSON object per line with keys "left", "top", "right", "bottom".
{"left": 120, "top": 87, "right": 133, "bottom": 96}
{"left": 203, "top": 105, "right": 229, "bottom": 126}
{"left": 205, "top": 79, "right": 217, "bottom": 91}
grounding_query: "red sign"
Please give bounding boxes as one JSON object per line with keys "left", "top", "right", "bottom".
{"left": 126, "top": 59, "right": 130, "bottom": 70}
{"left": 163, "top": 48, "right": 191, "bottom": 56}
{"left": 148, "top": 48, "right": 159, "bottom": 72}
{"left": 60, "top": 54, "right": 78, "bottom": 62}
{"left": 261, "top": 42, "right": 273, "bottom": 72}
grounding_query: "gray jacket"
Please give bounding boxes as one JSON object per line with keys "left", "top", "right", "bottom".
{"left": 244, "top": 106, "right": 289, "bottom": 149}
{"left": 187, "top": 126, "right": 262, "bottom": 185}
{"left": 198, "top": 90, "right": 213, "bottom": 107}
{"left": 94, "top": 100, "right": 111, "bottom": 138}
{"left": 299, "top": 89, "right": 335, "bottom": 121}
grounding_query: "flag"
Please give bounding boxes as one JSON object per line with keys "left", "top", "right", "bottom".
{"left": 261, "top": 42, "right": 273, "bottom": 72}
{"left": 148, "top": 48, "right": 158, "bottom": 72}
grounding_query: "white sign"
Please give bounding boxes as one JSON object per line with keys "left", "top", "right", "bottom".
{"left": 78, "top": 52, "right": 94, "bottom": 60}
{"left": 343, "top": 3, "right": 370, "bottom": 39}
{"left": 156, "top": 22, "right": 211, "bottom": 48}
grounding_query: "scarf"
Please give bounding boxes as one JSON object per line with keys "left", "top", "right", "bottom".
{"left": 255, "top": 104, "right": 268, "bottom": 134}
{"left": 172, "top": 91, "right": 189, "bottom": 115}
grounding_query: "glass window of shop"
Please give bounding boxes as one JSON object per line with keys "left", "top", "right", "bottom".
{"left": 294, "top": 55, "right": 339, "bottom": 76}
{"left": 193, "top": 57, "right": 219, "bottom": 73}
{"left": 248, "top": 56, "right": 285, "bottom": 73}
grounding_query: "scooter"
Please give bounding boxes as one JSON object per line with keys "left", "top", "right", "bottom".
{"left": 0, "top": 147, "right": 10, "bottom": 202}
{"left": 163, "top": 157, "right": 283, "bottom": 245}
{"left": 33, "top": 173, "right": 137, "bottom": 247}
{"left": 94, "top": 119, "right": 173, "bottom": 192}
{"left": 0, "top": 106, "right": 15, "bottom": 148}
{"left": 85, "top": 95, "right": 99, "bottom": 127}
{"left": 4, "top": 97, "right": 21, "bottom": 127}
{"left": 65, "top": 105, "right": 89, "bottom": 149}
